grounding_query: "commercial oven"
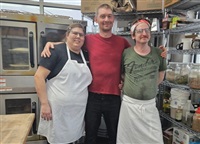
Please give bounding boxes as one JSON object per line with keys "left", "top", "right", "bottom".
{"left": 0, "top": 10, "right": 87, "bottom": 89}
{"left": 0, "top": 87, "right": 40, "bottom": 141}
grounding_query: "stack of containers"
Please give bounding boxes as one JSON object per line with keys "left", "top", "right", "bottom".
{"left": 170, "top": 88, "right": 190, "bottom": 119}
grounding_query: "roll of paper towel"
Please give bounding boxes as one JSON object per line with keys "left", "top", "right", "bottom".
{"left": 182, "top": 38, "right": 192, "bottom": 63}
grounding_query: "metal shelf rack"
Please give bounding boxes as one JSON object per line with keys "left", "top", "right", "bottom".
{"left": 116, "top": 31, "right": 164, "bottom": 36}
{"left": 83, "top": 10, "right": 163, "bottom": 20}
{"left": 160, "top": 111, "right": 200, "bottom": 139}
{"left": 165, "top": 21, "right": 200, "bottom": 34}
{"left": 167, "top": 48, "right": 200, "bottom": 54}
{"left": 161, "top": 80, "right": 200, "bottom": 94}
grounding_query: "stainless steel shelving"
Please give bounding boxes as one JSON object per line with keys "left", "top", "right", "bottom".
{"left": 160, "top": 80, "right": 200, "bottom": 139}
{"left": 165, "top": 21, "right": 200, "bottom": 34}
{"left": 161, "top": 80, "right": 200, "bottom": 93}
{"left": 116, "top": 31, "right": 164, "bottom": 36}
{"left": 167, "top": 48, "right": 200, "bottom": 54}
{"left": 160, "top": 111, "right": 200, "bottom": 139}
{"left": 83, "top": 10, "right": 163, "bottom": 20}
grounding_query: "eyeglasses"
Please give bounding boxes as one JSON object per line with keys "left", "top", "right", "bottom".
{"left": 70, "top": 31, "right": 85, "bottom": 37}
{"left": 135, "top": 28, "right": 150, "bottom": 34}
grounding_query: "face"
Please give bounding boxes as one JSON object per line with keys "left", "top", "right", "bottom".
{"left": 132, "top": 23, "right": 151, "bottom": 44}
{"left": 66, "top": 27, "right": 85, "bottom": 51}
{"left": 95, "top": 7, "right": 114, "bottom": 32}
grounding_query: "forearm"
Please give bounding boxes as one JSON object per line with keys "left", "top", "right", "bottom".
{"left": 34, "top": 68, "right": 50, "bottom": 105}
{"left": 157, "top": 71, "right": 165, "bottom": 85}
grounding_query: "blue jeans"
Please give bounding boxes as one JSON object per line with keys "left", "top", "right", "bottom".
{"left": 85, "top": 92, "right": 121, "bottom": 144}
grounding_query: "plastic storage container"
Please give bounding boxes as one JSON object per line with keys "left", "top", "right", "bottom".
{"left": 192, "top": 107, "right": 200, "bottom": 132}
{"left": 182, "top": 100, "right": 192, "bottom": 124}
{"left": 188, "top": 63, "right": 200, "bottom": 89}
{"left": 166, "top": 62, "right": 178, "bottom": 83}
{"left": 174, "top": 63, "right": 190, "bottom": 85}
{"left": 170, "top": 88, "right": 190, "bottom": 119}
{"left": 186, "top": 110, "right": 195, "bottom": 128}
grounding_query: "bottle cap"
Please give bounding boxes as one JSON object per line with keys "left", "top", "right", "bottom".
{"left": 196, "top": 107, "right": 200, "bottom": 114}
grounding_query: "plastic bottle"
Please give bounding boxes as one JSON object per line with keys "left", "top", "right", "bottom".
{"left": 192, "top": 107, "right": 200, "bottom": 132}
{"left": 186, "top": 110, "right": 195, "bottom": 128}
{"left": 182, "top": 100, "right": 191, "bottom": 124}
{"left": 175, "top": 105, "right": 183, "bottom": 122}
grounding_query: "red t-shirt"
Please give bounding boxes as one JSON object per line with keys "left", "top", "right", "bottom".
{"left": 84, "top": 34, "right": 130, "bottom": 96}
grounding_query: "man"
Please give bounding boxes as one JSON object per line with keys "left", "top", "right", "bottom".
{"left": 117, "top": 18, "right": 166, "bottom": 144}
{"left": 41, "top": 4, "right": 167, "bottom": 144}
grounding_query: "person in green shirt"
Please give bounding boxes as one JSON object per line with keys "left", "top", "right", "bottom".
{"left": 117, "top": 17, "right": 166, "bottom": 144}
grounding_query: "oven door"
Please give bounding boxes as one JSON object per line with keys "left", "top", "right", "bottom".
{"left": 38, "top": 23, "right": 69, "bottom": 62}
{"left": 0, "top": 20, "right": 37, "bottom": 76}
{"left": 0, "top": 89, "right": 39, "bottom": 140}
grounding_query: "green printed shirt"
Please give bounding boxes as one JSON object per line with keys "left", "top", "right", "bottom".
{"left": 122, "top": 46, "right": 167, "bottom": 100}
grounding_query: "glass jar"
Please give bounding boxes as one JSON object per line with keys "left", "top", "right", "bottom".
{"left": 166, "top": 62, "right": 178, "bottom": 83}
{"left": 174, "top": 63, "right": 190, "bottom": 85}
{"left": 192, "top": 107, "right": 200, "bottom": 132}
{"left": 188, "top": 63, "right": 200, "bottom": 89}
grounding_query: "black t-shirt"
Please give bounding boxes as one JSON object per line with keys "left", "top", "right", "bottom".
{"left": 39, "top": 43, "right": 89, "bottom": 80}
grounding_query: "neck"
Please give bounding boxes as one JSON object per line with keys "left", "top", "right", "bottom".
{"left": 99, "top": 30, "right": 112, "bottom": 38}
{"left": 70, "top": 48, "right": 80, "bottom": 54}
{"left": 67, "top": 43, "right": 80, "bottom": 54}
{"left": 134, "top": 43, "right": 150, "bottom": 55}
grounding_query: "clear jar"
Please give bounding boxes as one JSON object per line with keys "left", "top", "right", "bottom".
{"left": 192, "top": 107, "right": 200, "bottom": 132}
{"left": 166, "top": 62, "right": 178, "bottom": 83}
{"left": 188, "top": 63, "right": 200, "bottom": 89}
{"left": 175, "top": 63, "right": 190, "bottom": 85}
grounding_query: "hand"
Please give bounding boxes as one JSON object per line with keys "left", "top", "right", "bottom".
{"left": 118, "top": 80, "right": 124, "bottom": 90}
{"left": 41, "top": 103, "right": 52, "bottom": 121}
{"left": 159, "top": 45, "right": 167, "bottom": 58}
{"left": 41, "top": 42, "right": 55, "bottom": 58}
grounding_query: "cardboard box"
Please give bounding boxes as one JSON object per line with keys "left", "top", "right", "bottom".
{"left": 172, "top": 127, "right": 197, "bottom": 144}
{"left": 165, "top": 0, "right": 180, "bottom": 8}
{"left": 136, "top": 0, "right": 162, "bottom": 11}
{"left": 81, "top": 0, "right": 112, "bottom": 13}
{"left": 163, "top": 127, "right": 173, "bottom": 144}
{"left": 81, "top": 0, "right": 162, "bottom": 13}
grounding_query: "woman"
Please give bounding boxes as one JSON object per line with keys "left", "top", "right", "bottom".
{"left": 34, "top": 23, "right": 92, "bottom": 144}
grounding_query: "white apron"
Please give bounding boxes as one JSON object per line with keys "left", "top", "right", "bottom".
{"left": 117, "top": 95, "right": 163, "bottom": 144}
{"left": 38, "top": 46, "right": 92, "bottom": 144}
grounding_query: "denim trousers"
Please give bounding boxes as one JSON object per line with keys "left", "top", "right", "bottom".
{"left": 85, "top": 92, "right": 121, "bottom": 144}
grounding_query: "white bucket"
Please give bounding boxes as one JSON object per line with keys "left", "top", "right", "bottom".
{"left": 170, "top": 88, "right": 190, "bottom": 108}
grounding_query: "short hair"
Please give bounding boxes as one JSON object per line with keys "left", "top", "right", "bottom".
{"left": 95, "top": 3, "right": 113, "bottom": 16}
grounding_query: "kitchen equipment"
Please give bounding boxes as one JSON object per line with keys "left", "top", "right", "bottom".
{"left": 0, "top": 11, "right": 87, "bottom": 85}
{"left": 0, "top": 87, "right": 39, "bottom": 141}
